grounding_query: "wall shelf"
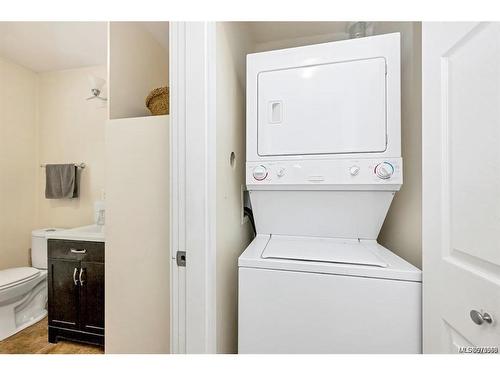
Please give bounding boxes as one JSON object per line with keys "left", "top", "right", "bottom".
{"left": 108, "top": 22, "right": 169, "bottom": 121}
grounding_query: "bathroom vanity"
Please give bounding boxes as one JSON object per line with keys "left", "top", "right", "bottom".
{"left": 46, "top": 226, "right": 105, "bottom": 346}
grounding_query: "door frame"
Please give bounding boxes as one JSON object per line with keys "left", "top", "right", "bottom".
{"left": 169, "top": 21, "right": 217, "bottom": 354}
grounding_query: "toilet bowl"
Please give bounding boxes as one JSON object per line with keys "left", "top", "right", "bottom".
{"left": 0, "top": 268, "right": 48, "bottom": 340}
{"left": 0, "top": 228, "right": 62, "bottom": 341}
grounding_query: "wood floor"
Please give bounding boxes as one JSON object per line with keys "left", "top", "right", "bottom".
{"left": 0, "top": 317, "right": 104, "bottom": 354}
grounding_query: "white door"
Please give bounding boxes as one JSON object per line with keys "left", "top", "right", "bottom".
{"left": 423, "top": 22, "right": 500, "bottom": 353}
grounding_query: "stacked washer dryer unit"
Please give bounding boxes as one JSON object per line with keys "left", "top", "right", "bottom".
{"left": 238, "top": 33, "right": 422, "bottom": 354}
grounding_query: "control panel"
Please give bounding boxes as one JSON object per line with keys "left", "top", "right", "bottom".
{"left": 247, "top": 158, "right": 402, "bottom": 187}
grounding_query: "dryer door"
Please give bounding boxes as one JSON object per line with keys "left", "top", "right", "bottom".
{"left": 257, "top": 57, "right": 387, "bottom": 156}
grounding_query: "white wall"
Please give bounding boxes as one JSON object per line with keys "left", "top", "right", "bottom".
{"left": 36, "top": 65, "right": 107, "bottom": 229}
{"left": 105, "top": 116, "right": 170, "bottom": 354}
{"left": 215, "top": 22, "right": 254, "bottom": 353}
{"left": 0, "top": 57, "right": 38, "bottom": 269}
{"left": 109, "top": 22, "right": 169, "bottom": 119}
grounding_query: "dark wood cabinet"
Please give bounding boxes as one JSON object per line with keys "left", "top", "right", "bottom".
{"left": 80, "top": 261, "right": 105, "bottom": 336}
{"left": 47, "top": 259, "right": 80, "bottom": 329}
{"left": 48, "top": 239, "right": 105, "bottom": 347}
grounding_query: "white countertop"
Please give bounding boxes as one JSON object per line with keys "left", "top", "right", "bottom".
{"left": 46, "top": 224, "right": 105, "bottom": 242}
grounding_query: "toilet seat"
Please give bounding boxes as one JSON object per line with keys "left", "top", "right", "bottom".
{"left": 0, "top": 267, "right": 41, "bottom": 291}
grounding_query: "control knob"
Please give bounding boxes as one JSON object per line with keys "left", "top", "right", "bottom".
{"left": 252, "top": 165, "right": 268, "bottom": 181}
{"left": 349, "top": 165, "right": 360, "bottom": 176}
{"left": 375, "top": 162, "right": 394, "bottom": 180}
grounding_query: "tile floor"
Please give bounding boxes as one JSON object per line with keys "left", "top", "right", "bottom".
{"left": 0, "top": 317, "right": 104, "bottom": 354}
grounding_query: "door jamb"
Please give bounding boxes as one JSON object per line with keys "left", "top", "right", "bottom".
{"left": 169, "top": 21, "right": 217, "bottom": 354}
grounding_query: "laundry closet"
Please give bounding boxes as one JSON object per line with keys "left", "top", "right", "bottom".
{"left": 214, "top": 22, "right": 422, "bottom": 353}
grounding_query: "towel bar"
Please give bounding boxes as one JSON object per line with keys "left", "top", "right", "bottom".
{"left": 40, "top": 163, "right": 86, "bottom": 169}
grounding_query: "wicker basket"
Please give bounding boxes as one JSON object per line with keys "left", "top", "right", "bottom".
{"left": 146, "top": 87, "right": 169, "bottom": 115}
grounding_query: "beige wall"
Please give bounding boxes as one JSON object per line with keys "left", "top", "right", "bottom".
{"left": 109, "top": 22, "right": 169, "bottom": 120}
{"left": 215, "top": 22, "right": 254, "bottom": 353}
{"left": 0, "top": 62, "right": 107, "bottom": 269}
{"left": 0, "top": 57, "right": 38, "bottom": 269}
{"left": 376, "top": 23, "right": 422, "bottom": 269}
{"left": 105, "top": 116, "right": 170, "bottom": 354}
{"left": 36, "top": 65, "right": 107, "bottom": 229}
{"left": 254, "top": 32, "right": 348, "bottom": 52}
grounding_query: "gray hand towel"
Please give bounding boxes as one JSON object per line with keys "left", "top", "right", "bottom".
{"left": 45, "top": 164, "right": 79, "bottom": 199}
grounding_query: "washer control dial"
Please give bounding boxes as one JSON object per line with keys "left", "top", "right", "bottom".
{"left": 375, "top": 162, "right": 395, "bottom": 180}
{"left": 252, "top": 165, "right": 268, "bottom": 181}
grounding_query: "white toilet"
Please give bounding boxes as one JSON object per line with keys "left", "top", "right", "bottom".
{"left": 0, "top": 228, "right": 60, "bottom": 341}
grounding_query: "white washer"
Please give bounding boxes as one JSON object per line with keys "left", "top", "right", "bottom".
{"left": 239, "top": 33, "right": 422, "bottom": 353}
{"left": 239, "top": 235, "right": 421, "bottom": 354}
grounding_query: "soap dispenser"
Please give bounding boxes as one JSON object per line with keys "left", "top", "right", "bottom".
{"left": 94, "top": 200, "right": 105, "bottom": 226}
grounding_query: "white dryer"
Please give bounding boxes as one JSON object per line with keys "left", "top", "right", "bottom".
{"left": 239, "top": 33, "right": 422, "bottom": 353}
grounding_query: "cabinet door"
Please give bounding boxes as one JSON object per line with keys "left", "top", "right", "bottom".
{"left": 80, "top": 261, "right": 105, "bottom": 335}
{"left": 48, "top": 259, "right": 80, "bottom": 329}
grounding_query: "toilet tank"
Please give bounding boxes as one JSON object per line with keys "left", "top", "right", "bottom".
{"left": 31, "top": 228, "right": 61, "bottom": 269}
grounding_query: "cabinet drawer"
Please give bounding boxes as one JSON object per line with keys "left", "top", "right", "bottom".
{"left": 48, "top": 239, "right": 104, "bottom": 262}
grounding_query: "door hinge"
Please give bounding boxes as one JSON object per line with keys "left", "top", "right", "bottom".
{"left": 176, "top": 251, "right": 186, "bottom": 267}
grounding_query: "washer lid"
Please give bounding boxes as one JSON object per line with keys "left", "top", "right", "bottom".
{"left": 0, "top": 267, "right": 40, "bottom": 290}
{"left": 262, "top": 235, "right": 388, "bottom": 267}
{"left": 239, "top": 234, "right": 422, "bottom": 282}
